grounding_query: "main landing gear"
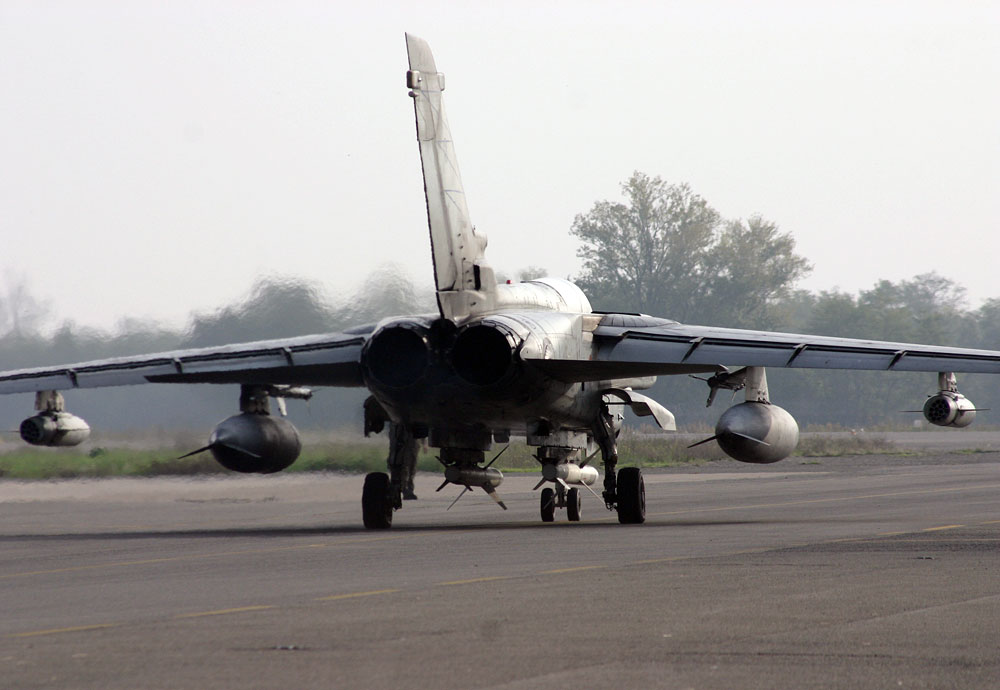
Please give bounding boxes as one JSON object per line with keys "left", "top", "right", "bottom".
{"left": 362, "top": 472, "right": 393, "bottom": 529}
{"left": 361, "top": 405, "right": 646, "bottom": 528}
{"left": 615, "top": 467, "right": 645, "bottom": 524}
{"left": 593, "top": 406, "right": 646, "bottom": 524}
{"left": 533, "top": 430, "right": 644, "bottom": 525}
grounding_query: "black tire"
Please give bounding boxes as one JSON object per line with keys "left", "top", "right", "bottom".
{"left": 567, "top": 488, "right": 582, "bottom": 522}
{"left": 362, "top": 472, "right": 393, "bottom": 529}
{"left": 616, "top": 467, "right": 645, "bottom": 524}
{"left": 540, "top": 487, "right": 555, "bottom": 522}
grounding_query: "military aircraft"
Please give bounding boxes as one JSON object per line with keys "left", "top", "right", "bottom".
{"left": 2, "top": 34, "right": 999, "bottom": 529}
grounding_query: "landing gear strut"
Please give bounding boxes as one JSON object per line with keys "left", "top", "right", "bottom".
{"left": 592, "top": 405, "right": 645, "bottom": 524}
{"left": 361, "top": 424, "right": 408, "bottom": 529}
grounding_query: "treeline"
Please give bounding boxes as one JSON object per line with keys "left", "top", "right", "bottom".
{"left": 573, "top": 172, "right": 1000, "bottom": 428}
{"left": 0, "top": 268, "right": 434, "bottom": 435}
{"left": 2, "top": 172, "right": 998, "bottom": 434}
{"left": 643, "top": 274, "right": 1000, "bottom": 429}
{"left": 2, "top": 267, "right": 996, "bottom": 434}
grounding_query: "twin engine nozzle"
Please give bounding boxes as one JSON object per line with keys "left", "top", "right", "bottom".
{"left": 362, "top": 319, "right": 523, "bottom": 390}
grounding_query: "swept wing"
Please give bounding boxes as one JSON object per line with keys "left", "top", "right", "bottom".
{"left": 0, "top": 331, "right": 365, "bottom": 394}
{"left": 526, "top": 318, "right": 1000, "bottom": 381}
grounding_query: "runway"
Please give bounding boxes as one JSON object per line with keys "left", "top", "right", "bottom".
{"left": 2, "top": 452, "right": 999, "bottom": 689}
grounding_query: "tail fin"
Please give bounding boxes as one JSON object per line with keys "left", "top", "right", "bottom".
{"left": 405, "top": 33, "right": 496, "bottom": 321}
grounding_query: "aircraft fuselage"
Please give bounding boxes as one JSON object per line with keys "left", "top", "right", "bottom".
{"left": 360, "top": 278, "right": 651, "bottom": 451}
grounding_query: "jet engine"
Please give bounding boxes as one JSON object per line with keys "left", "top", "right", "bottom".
{"left": 205, "top": 413, "right": 302, "bottom": 473}
{"left": 450, "top": 322, "right": 522, "bottom": 386}
{"left": 922, "top": 392, "right": 976, "bottom": 428}
{"left": 714, "top": 402, "right": 799, "bottom": 464}
{"left": 19, "top": 411, "right": 91, "bottom": 447}
{"left": 361, "top": 322, "right": 430, "bottom": 389}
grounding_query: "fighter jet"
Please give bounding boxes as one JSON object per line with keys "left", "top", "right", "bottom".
{"left": 2, "top": 34, "right": 999, "bottom": 528}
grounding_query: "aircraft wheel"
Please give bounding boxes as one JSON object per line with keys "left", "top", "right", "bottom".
{"left": 540, "top": 487, "right": 555, "bottom": 522}
{"left": 362, "top": 472, "right": 393, "bottom": 529}
{"left": 567, "top": 488, "right": 582, "bottom": 522}
{"left": 616, "top": 467, "right": 645, "bottom": 524}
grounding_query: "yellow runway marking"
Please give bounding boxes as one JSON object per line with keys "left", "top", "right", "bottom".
{"left": 629, "top": 483, "right": 1000, "bottom": 521}
{"left": 437, "top": 576, "right": 511, "bottom": 586}
{"left": 1, "top": 535, "right": 403, "bottom": 580}
{"left": 317, "top": 589, "right": 400, "bottom": 601}
{"left": 856, "top": 538, "right": 1000, "bottom": 543}
{"left": 11, "top": 623, "right": 114, "bottom": 638}
{"left": 632, "top": 557, "right": 684, "bottom": 565}
{"left": 923, "top": 524, "right": 964, "bottom": 532}
{"left": 174, "top": 605, "right": 275, "bottom": 619}
{"left": 539, "top": 565, "right": 604, "bottom": 575}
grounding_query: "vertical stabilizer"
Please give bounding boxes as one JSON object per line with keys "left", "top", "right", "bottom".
{"left": 405, "top": 33, "right": 496, "bottom": 321}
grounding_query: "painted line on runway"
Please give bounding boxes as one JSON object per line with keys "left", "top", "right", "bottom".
{"left": 174, "top": 605, "right": 276, "bottom": 619}
{"left": 639, "top": 483, "right": 1000, "bottom": 520}
{"left": 14, "top": 518, "right": 1000, "bottom": 640}
{"left": 0, "top": 535, "right": 404, "bottom": 580}
{"left": 631, "top": 546, "right": 776, "bottom": 565}
{"left": 923, "top": 524, "right": 964, "bottom": 532}
{"left": 11, "top": 623, "right": 115, "bottom": 638}
{"left": 631, "top": 556, "right": 684, "bottom": 565}
{"left": 317, "top": 589, "right": 400, "bottom": 601}
{"left": 852, "top": 538, "right": 1000, "bottom": 543}
{"left": 437, "top": 576, "right": 512, "bottom": 586}
{"left": 539, "top": 565, "right": 605, "bottom": 574}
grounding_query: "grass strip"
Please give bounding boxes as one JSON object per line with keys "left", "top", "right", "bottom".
{"left": 0, "top": 431, "right": 912, "bottom": 480}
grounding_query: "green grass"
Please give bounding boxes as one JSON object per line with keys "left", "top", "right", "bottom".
{"left": 793, "top": 434, "right": 906, "bottom": 457}
{"left": 0, "top": 429, "right": 915, "bottom": 480}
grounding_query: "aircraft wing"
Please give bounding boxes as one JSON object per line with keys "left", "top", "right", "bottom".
{"left": 0, "top": 331, "right": 366, "bottom": 395}
{"left": 525, "top": 318, "right": 1000, "bottom": 381}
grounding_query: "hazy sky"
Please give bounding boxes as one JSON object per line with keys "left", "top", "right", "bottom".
{"left": 1, "top": 1, "right": 997, "bottom": 332}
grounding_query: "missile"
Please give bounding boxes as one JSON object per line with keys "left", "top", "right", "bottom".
{"left": 439, "top": 466, "right": 506, "bottom": 510}
{"left": 541, "top": 463, "right": 599, "bottom": 486}
{"left": 443, "top": 465, "right": 503, "bottom": 489}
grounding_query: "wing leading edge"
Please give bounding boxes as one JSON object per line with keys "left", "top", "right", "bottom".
{"left": 0, "top": 332, "right": 365, "bottom": 395}
{"left": 524, "top": 319, "right": 1000, "bottom": 381}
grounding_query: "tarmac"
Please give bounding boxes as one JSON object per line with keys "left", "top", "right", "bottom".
{"left": 2, "top": 447, "right": 999, "bottom": 689}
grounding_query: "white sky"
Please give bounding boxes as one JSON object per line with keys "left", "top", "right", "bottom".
{"left": 1, "top": 1, "right": 997, "bottom": 332}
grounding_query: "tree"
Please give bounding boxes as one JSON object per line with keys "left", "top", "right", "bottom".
{"left": 333, "top": 264, "right": 434, "bottom": 325}
{"left": 701, "top": 215, "right": 812, "bottom": 328}
{"left": 572, "top": 172, "right": 719, "bottom": 320}
{"left": 0, "top": 274, "right": 51, "bottom": 337}
{"left": 571, "top": 172, "right": 809, "bottom": 326}
{"left": 185, "top": 275, "right": 339, "bottom": 347}
{"left": 495, "top": 266, "right": 549, "bottom": 284}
